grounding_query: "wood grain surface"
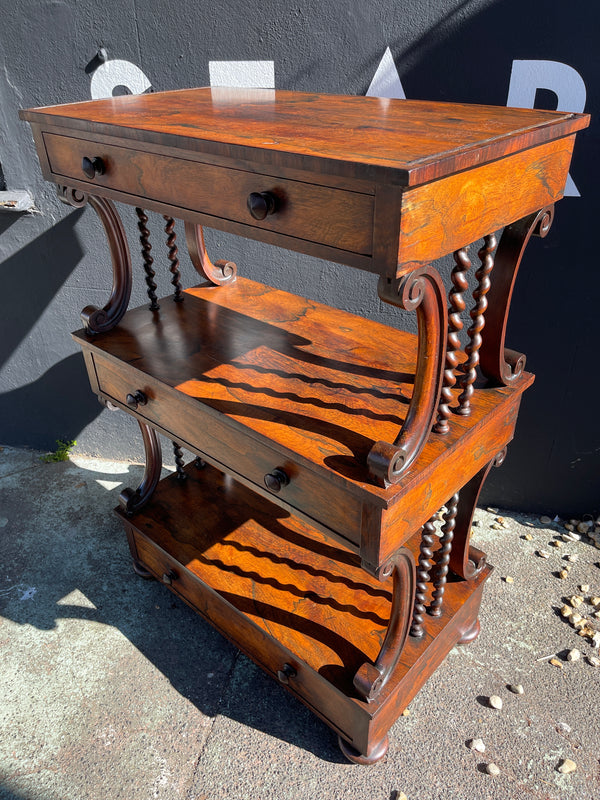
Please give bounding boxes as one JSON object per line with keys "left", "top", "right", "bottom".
{"left": 21, "top": 88, "right": 589, "bottom": 186}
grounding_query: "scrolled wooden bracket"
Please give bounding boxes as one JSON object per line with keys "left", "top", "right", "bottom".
{"left": 119, "top": 421, "right": 162, "bottom": 516}
{"left": 368, "top": 266, "right": 447, "bottom": 486}
{"left": 479, "top": 205, "right": 554, "bottom": 385}
{"left": 353, "top": 548, "right": 415, "bottom": 703}
{"left": 184, "top": 221, "right": 237, "bottom": 285}
{"left": 58, "top": 185, "right": 133, "bottom": 334}
{"left": 449, "top": 447, "right": 507, "bottom": 580}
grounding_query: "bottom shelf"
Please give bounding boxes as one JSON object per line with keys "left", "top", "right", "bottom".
{"left": 116, "top": 462, "right": 492, "bottom": 762}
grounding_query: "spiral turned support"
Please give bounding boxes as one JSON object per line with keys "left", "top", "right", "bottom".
{"left": 353, "top": 548, "right": 415, "bottom": 702}
{"left": 184, "top": 222, "right": 237, "bottom": 285}
{"left": 135, "top": 207, "right": 159, "bottom": 310}
{"left": 163, "top": 216, "right": 184, "bottom": 302}
{"left": 410, "top": 515, "right": 437, "bottom": 638}
{"left": 434, "top": 247, "right": 471, "bottom": 434}
{"left": 429, "top": 494, "right": 459, "bottom": 616}
{"left": 457, "top": 233, "right": 497, "bottom": 415}
{"left": 369, "top": 266, "right": 447, "bottom": 486}
{"left": 172, "top": 441, "right": 187, "bottom": 480}
{"left": 58, "top": 186, "right": 133, "bottom": 334}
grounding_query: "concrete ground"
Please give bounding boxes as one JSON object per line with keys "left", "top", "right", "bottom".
{"left": 1, "top": 444, "right": 599, "bottom": 800}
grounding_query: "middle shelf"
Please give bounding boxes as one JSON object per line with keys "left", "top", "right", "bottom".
{"left": 74, "top": 277, "right": 533, "bottom": 572}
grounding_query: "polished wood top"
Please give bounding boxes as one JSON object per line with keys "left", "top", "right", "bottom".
{"left": 20, "top": 88, "right": 589, "bottom": 186}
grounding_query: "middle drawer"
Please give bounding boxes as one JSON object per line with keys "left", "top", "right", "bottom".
{"left": 89, "top": 350, "right": 363, "bottom": 547}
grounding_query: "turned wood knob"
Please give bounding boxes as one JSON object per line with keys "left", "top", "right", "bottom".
{"left": 125, "top": 390, "right": 148, "bottom": 409}
{"left": 162, "top": 569, "right": 177, "bottom": 585}
{"left": 277, "top": 663, "right": 296, "bottom": 684}
{"left": 264, "top": 467, "right": 290, "bottom": 493}
{"left": 81, "top": 156, "right": 105, "bottom": 179}
{"left": 247, "top": 191, "right": 277, "bottom": 220}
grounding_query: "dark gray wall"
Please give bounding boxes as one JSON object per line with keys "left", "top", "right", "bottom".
{"left": 1, "top": 0, "right": 598, "bottom": 515}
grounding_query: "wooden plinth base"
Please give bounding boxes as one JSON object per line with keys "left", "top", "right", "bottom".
{"left": 117, "top": 463, "right": 491, "bottom": 763}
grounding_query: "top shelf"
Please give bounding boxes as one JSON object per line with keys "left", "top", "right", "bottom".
{"left": 20, "top": 88, "right": 590, "bottom": 187}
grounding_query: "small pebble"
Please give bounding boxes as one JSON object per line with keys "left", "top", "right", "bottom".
{"left": 487, "top": 507, "right": 499, "bottom": 514}
{"left": 577, "top": 521, "right": 592, "bottom": 534}
{"left": 401, "top": 708, "right": 411, "bottom": 717}
{"left": 587, "top": 655, "right": 600, "bottom": 667}
{"left": 566, "top": 554, "right": 579, "bottom": 563}
{"left": 569, "top": 612, "right": 583, "bottom": 626}
{"left": 593, "top": 610, "right": 600, "bottom": 619}
{"left": 566, "top": 648, "right": 581, "bottom": 662}
{"left": 540, "top": 515, "right": 553, "bottom": 524}
{"left": 591, "top": 632, "right": 600, "bottom": 648}
{"left": 472, "top": 519, "right": 481, "bottom": 527}
{"left": 467, "top": 738, "right": 486, "bottom": 753}
{"left": 559, "top": 569, "right": 570, "bottom": 579}
{"left": 560, "top": 605, "right": 572, "bottom": 617}
{"left": 394, "top": 794, "right": 408, "bottom": 800}
{"left": 570, "top": 595, "right": 584, "bottom": 607}
{"left": 538, "top": 550, "right": 551, "bottom": 559}
{"left": 485, "top": 763, "right": 501, "bottom": 776}
{"left": 504, "top": 576, "right": 514, "bottom": 584}
{"left": 580, "top": 584, "right": 590, "bottom": 593}
{"left": 488, "top": 695, "right": 503, "bottom": 710}
{"left": 590, "top": 596, "right": 600, "bottom": 606}
{"left": 550, "top": 658, "right": 563, "bottom": 668}
{"left": 557, "top": 758, "right": 577, "bottom": 774}
{"left": 524, "top": 533, "right": 533, "bottom": 541}
{"left": 557, "top": 722, "right": 571, "bottom": 733}
{"left": 490, "top": 522, "right": 503, "bottom": 530}
{"left": 564, "top": 523, "right": 575, "bottom": 532}
{"left": 550, "top": 540, "right": 563, "bottom": 548}
{"left": 508, "top": 684, "right": 524, "bottom": 694}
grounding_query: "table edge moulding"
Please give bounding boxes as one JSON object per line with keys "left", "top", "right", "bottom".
{"left": 20, "top": 87, "right": 589, "bottom": 764}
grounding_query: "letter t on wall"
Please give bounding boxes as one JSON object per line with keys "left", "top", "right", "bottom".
{"left": 507, "top": 60, "right": 587, "bottom": 197}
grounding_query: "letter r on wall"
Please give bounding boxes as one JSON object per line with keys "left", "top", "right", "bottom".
{"left": 507, "top": 60, "right": 586, "bottom": 197}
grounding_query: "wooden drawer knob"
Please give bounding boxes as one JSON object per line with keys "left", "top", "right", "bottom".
{"left": 125, "top": 390, "right": 148, "bottom": 410}
{"left": 81, "top": 156, "right": 105, "bottom": 179}
{"left": 277, "top": 663, "right": 296, "bottom": 684}
{"left": 247, "top": 191, "right": 277, "bottom": 220}
{"left": 264, "top": 467, "right": 290, "bottom": 493}
{"left": 162, "top": 569, "right": 177, "bottom": 585}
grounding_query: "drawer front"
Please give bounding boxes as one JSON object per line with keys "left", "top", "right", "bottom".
{"left": 130, "top": 527, "right": 362, "bottom": 746}
{"left": 93, "top": 352, "right": 363, "bottom": 545}
{"left": 43, "top": 132, "right": 374, "bottom": 255}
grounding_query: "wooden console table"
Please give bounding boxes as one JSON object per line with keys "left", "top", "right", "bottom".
{"left": 21, "top": 89, "right": 588, "bottom": 763}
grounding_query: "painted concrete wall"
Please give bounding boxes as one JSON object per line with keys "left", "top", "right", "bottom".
{"left": 1, "top": 0, "right": 597, "bottom": 514}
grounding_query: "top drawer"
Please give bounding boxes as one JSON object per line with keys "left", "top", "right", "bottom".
{"left": 43, "top": 132, "right": 374, "bottom": 256}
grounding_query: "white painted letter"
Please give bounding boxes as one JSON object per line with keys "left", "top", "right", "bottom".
{"left": 507, "top": 60, "right": 586, "bottom": 196}
{"left": 90, "top": 60, "right": 152, "bottom": 99}
{"left": 366, "top": 47, "right": 406, "bottom": 99}
{"left": 209, "top": 61, "right": 275, "bottom": 88}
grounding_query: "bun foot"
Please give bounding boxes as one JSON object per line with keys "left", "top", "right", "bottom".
{"left": 338, "top": 734, "right": 389, "bottom": 765}
{"left": 132, "top": 559, "right": 154, "bottom": 579}
{"left": 458, "top": 617, "right": 481, "bottom": 645}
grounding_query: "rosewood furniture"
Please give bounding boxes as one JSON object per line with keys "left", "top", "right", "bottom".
{"left": 21, "top": 89, "right": 589, "bottom": 764}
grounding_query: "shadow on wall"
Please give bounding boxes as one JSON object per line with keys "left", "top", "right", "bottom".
{"left": 0, "top": 352, "right": 101, "bottom": 450}
{"left": 0, "top": 209, "right": 104, "bottom": 449}
{"left": 0, "top": 209, "right": 84, "bottom": 369}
